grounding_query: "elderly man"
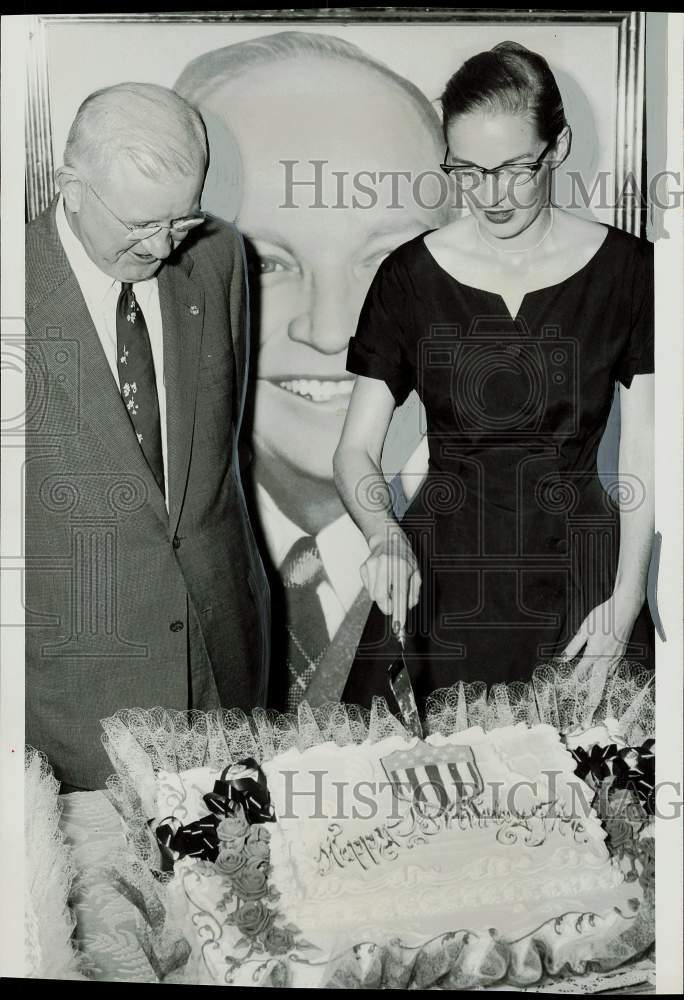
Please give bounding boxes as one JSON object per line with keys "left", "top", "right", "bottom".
{"left": 175, "top": 32, "right": 449, "bottom": 709}
{"left": 25, "top": 82, "right": 270, "bottom": 790}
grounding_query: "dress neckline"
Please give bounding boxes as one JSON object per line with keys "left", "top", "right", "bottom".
{"left": 420, "top": 224, "right": 614, "bottom": 323}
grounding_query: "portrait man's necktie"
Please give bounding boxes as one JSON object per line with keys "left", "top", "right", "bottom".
{"left": 116, "top": 282, "right": 165, "bottom": 497}
{"left": 282, "top": 535, "right": 329, "bottom": 711}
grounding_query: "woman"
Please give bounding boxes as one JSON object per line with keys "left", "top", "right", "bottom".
{"left": 335, "top": 42, "right": 655, "bottom": 711}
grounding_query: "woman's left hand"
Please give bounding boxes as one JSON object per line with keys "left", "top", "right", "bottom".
{"left": 561, "top": 587, "right": 645, "bottom": 678}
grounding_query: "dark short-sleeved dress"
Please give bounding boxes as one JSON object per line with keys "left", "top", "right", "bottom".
{"left": 342, "top": 225, "right": 655, "bottom": 710}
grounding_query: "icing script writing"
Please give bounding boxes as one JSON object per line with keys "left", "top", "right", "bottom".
{"left": 315, "top": 799, "right": 589, "bottom": 876}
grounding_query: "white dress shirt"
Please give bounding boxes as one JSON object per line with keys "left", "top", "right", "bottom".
{"left": 56, "top": 195, "right": 169, "bottom": 506}
{"left": 256, "top": 483, "right": 370, "bottom": 641}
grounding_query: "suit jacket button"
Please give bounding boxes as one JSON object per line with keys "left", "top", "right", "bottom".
{"left": 170, "top": 620, "right": 184, "bottom": 632}
{"left": 173, "top": 536, "right": 181, "bottom": 549}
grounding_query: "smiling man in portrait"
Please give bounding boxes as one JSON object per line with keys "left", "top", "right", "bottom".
{"left": 176, "top": 32, "right": 449, "bottom": 709}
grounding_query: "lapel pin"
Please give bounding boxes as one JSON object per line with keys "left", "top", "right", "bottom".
{"left": 189, "top": 304, "right": 200, "bottom": 316}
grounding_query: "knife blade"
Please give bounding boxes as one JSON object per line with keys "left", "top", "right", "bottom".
{"left": 387, "top": 621, "right": 424, "bottom": 740}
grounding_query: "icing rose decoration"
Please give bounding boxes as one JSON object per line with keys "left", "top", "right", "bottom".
{"left": 235, "top": 899, "right": 272, "bottom": 938}
{"left": 216, "top": 848, "right": 247, "bottom": 876}
{"left": 218, "top": 834, "right": 248, "bottom": 855}
{"left": 231, "top": 859, "right": 269, "bottom": 901}
{"left": 602, "top": 786, "right": 648, "bottom": 866}
{"left": 637, "top": 837, "right": 655, "bottom": 892}
{"left": 244, "top": 837, "right": 270, "bottom": 863}
{"left": 602, "top": 785, "right": 647, "bottom": 825}
{"left": 262, "top": 925, "right": 297, "bottom": 956}
{"left": 244, "top": 825, "right": 271, "bottom": 862}
{"left": 247, "top": 824, "right": 271, "bottom": 843}
{"left": 604, "top": 816, "right": 635, "bottom": 854}
{"left": 217, "top": 805, "right": 250, "bottom": 840}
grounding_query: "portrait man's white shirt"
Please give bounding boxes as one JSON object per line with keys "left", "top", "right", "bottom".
{"left": 56, "top": 193, "right": 169, "bottom": 505}
{"left": 256, "top": 483, "right": 369, "bottom": 640}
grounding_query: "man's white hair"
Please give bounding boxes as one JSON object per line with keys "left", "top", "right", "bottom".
{"left": 63, "top": 81, "right": 208, "bottom": 184}
{"left": 175, "top": 31, "right": 443, "bottom": 144}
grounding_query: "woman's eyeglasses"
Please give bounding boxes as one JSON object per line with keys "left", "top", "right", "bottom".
{"left": 439, "top": 139, "right": 556, "bottom": 187}
{"left": 83, "top": 179, "right": 205, "bottom": 240}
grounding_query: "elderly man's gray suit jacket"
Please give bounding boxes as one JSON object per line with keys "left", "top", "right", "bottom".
{"left": 25, "top": 200, "right": 270, "bottom": 788}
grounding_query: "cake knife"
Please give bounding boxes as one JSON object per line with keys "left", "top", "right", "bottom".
{"left": 387, "top": 621, "right": 424, "bottom": 741}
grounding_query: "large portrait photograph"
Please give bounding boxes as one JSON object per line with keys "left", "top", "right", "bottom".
{"left": 2, "top": 8, "right": 682, "bottom": 990}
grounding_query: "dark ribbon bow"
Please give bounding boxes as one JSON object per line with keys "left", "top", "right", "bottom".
{"left": 153, "top": 757, "right": 274, "bottom": 871}
{"left": 611, "top": 738, "right": 655, "bottom": 815}
{"left": 571, "top": 738, "right": 655, "bottom": 816}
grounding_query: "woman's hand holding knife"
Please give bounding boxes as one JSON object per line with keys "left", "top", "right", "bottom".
{"left": 359, "top": 525, "right": 422, "bottom": 636}
{"left": 359, "top": 525, "right": 425, "bottom": 738}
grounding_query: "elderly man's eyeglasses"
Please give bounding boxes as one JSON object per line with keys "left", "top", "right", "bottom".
{"left": 439, "top": 139, "right": 556, "bottom": 187}
{"left": 83, "top": 180, "right": 205, "bottom": 241}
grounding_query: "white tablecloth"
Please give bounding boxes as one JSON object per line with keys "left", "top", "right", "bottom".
{"left": 58, "top": 791, "right": 157, "bottom": 982}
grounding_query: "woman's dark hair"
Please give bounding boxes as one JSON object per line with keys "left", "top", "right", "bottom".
{"left": 440, "top": 41, "right": 567, "bottom": 144}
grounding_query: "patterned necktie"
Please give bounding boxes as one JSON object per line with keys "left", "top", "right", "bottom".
{"left": 281, "top": 535, "right": 329, "bottom": 711}
{"left": 116, "top": 282, "right": 165, "bottom": 496}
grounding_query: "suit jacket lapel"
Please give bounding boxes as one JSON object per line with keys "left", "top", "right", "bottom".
{"left": 158, "top": 258, "right": 204, "bottom": 538}
{"left": 28, "top": 264, "right": 169, "bottom": 529}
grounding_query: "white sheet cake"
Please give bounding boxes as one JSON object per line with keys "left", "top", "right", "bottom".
{"left": 158, "top": 723, "right": 645, "bottom": 987}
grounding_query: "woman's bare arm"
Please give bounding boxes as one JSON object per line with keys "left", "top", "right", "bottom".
{"left": 614, "top": 371, "right": 655, "bottom": 605}
{"left": 334, "top": 375, "right": 398, "bottom": 542}
{"left": 562, "top": 371, "right": 655, "bottom": 686}
{"left": 400, "top": 435, "right": 429, "bottom": 503}
{"left": 333, "top": 376, "right": 421, "bottom": 628}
